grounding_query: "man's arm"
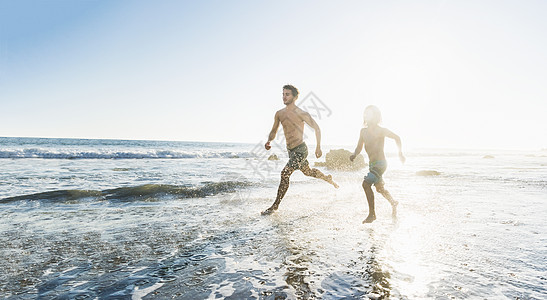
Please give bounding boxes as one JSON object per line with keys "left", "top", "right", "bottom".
{"left": 265, "top": 111, "right": 281, "bottom": 150}
{"left": 384, "top": 128, "right": 405, "bottom": 163}
{"left": 350, "top": 128, "right": 365, "bottom": 162}
{"left": 301, "top": 111, "right": 322, "bottom": 158}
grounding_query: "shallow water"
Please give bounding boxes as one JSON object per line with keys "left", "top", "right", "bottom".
{"left": 1, "top": 138, "right": 546, "bottom": 299}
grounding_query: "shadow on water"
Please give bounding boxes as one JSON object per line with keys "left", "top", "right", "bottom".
{"left": 363, "top": 245, "right": 392, "bottom": 298}
{"left": 283, "top": 247, "right": 314, "bottom": 299}
{"left": 271, "top": 216, "right": 398, "bottom": 299}
{"left": 318, "top": 225, "right": 395, "bottom": 299}
{"left": 363, "top": 227, "right": 394, "bottom": 298}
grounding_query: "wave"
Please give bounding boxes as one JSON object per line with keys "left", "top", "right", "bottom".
{"left": 0, "top": 149, "right": 254, "bottom": 159}
{"left": 0, "top": 181, "right": 252, "bottom": 204}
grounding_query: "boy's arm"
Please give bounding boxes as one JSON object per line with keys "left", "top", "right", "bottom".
{"left": 383, "top": 128, "right": 405, "bottom": 163}
{"left": 265, "top": 112, "right": 280, "bottom": 150}
{"left": 301, "top": 111, "right": 322, "bottom": 158}
{"left": 350, "top": 128, "right": 365, "bottom": 162}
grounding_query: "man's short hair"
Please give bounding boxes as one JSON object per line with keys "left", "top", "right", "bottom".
{"left": 283, "top": 84, "right": 299, "bottom": 99}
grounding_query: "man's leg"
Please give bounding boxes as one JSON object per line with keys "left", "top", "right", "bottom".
{"left": 376, "top": 183, "right": 398, "bottom": 217}
{"left": 261, "top": 166, "right": 295, "bottom": 215}
{"left": 362, "top": 180, "right": 376, "bottom": 223}
{"left": 300, "top": 165, "right": 339, "bottom": 188}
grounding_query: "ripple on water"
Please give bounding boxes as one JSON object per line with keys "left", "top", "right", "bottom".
{"left": 189, "top": 254, "right": 208, "bottom": 261}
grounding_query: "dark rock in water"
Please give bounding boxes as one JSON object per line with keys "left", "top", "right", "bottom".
{"left": 483, "top": 155, "right": 495, "bottom": 159}
{"left": 314, "top": 149, "right": 366, "bottom": 171}
{"left": 416, "top": 170, "right": 441, "bottom": 176}
{"left": 267, "top": 154, "right": 279, "bottom": 161}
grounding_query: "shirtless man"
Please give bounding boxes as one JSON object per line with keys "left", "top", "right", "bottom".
{"left": 261, "top": 84, "right": 338, "bottom": 215}
{"left": 350, "top": 105, "right": 405, "bottom": 223}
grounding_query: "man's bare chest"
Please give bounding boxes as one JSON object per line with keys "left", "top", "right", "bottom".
{"left": 279, "top": 113, "right": 304, "bottom": 128}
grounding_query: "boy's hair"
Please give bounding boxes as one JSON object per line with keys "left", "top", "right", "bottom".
{"left": 364, "top": 105, "right": 382, "bottom": 125}
{"left": 283, "top": 84, "right": 299, "bottom": 99}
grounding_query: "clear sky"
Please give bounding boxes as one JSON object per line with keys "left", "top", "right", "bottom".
{"left": 1, "top": 0, "right": 546, "bottom": 150}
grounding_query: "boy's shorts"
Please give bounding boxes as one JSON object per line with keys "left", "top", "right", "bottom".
{"left": 364, "top": 160, "right": 387, "bottom": 185}
{"left": 286, "top": 142, "right": 309, "bottom": 170}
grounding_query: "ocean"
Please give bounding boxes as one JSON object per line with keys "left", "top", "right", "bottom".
{"left": 0, "top": 137, "right": 545, "bottom": 299}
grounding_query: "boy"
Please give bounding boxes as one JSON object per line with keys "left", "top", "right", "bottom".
{"left": 350, "top": 105, "right": 405, "bottom": 223}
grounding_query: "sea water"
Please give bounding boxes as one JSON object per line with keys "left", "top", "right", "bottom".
{"left": 0, "top": 137, "right": 545, "bottom": 299}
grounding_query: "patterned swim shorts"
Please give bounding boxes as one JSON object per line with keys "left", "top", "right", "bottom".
{"left": 286, "top": 142, "right": 309, "bottom": 170}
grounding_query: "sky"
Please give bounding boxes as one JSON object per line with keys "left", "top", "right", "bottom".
{"left": 1, "top": 0, "right": 546, "bottom": 150}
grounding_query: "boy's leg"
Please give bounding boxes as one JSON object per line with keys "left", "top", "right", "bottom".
{"left": 362, "top": 180, "right": 376, "bottom": 223}
{"left": 300, "top": 165, "right": 339, "bottom": 188}
{"left": 262, "top": 166, "right": 295, "bottom": 215}
{"left": 376, "top": 183, "right": 398, "bottom": 217}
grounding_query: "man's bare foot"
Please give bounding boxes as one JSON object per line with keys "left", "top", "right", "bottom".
{"left": 327, "top": 175, "right": 339, "bottom": 188}
{"left": 363, "top": 214, "right": 376, "bottom": 223}
{"left": 391, "top": 201, "right": 399, "bottom": 217}
{"left": 261, "top": 206, "right": 277, "bottom": 215}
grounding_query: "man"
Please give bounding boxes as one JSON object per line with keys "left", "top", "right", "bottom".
{"left": 261, "top": 84, "right": 338, "bottom": 215}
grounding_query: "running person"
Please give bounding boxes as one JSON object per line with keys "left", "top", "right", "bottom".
{"left": 262, "top": 85, "right": 338, "bottom": 215}
{"left": 350, "top": 105, "right": 405, "bottom": 223}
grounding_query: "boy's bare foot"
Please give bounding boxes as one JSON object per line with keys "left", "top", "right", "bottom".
{"left": 327, "top": 175, "right": 339, "bottom": 188}
{"left": 391, "top": 200, "right": 398, "bottom": 217}
{"left": 261, "top": 206, "right": 278, "bottom": 215}
{"left": 363, "top": 214, "right": 376, "bottom": 223}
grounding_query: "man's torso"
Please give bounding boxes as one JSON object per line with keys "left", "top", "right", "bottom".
{"left": 278, "top": 107, "right": 306, "bottom": 149}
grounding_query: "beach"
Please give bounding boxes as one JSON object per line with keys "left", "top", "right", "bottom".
{"left": 0, "top": 137, "right": 545, "bottom": 299}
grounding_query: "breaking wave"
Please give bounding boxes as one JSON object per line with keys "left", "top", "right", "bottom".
{"left": 0, "top": 181, "right": 252, "bottom": 203}
{"left": 0, "top": 149, "right": 253, "bottom": 159}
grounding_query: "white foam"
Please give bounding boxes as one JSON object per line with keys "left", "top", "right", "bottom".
{"left": 0, "top": 148, "right": 253, "bottom": 159}
{"left": 207, "top": 281, "right": 235, "bottom": 299}
{"left": 61, "top": 266, "right": 79, "bottom": 274}
{"left": 43, "top": 268, "right": 54, "bottom": 276}
{"left": 132, "top": 282, "right": 164, "bottom": 300}
{"left": 72, "top": 280, "right": 88, "bottom": 287}
{"left": 130, "top": 266, "right": 147, "bottom": 273}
